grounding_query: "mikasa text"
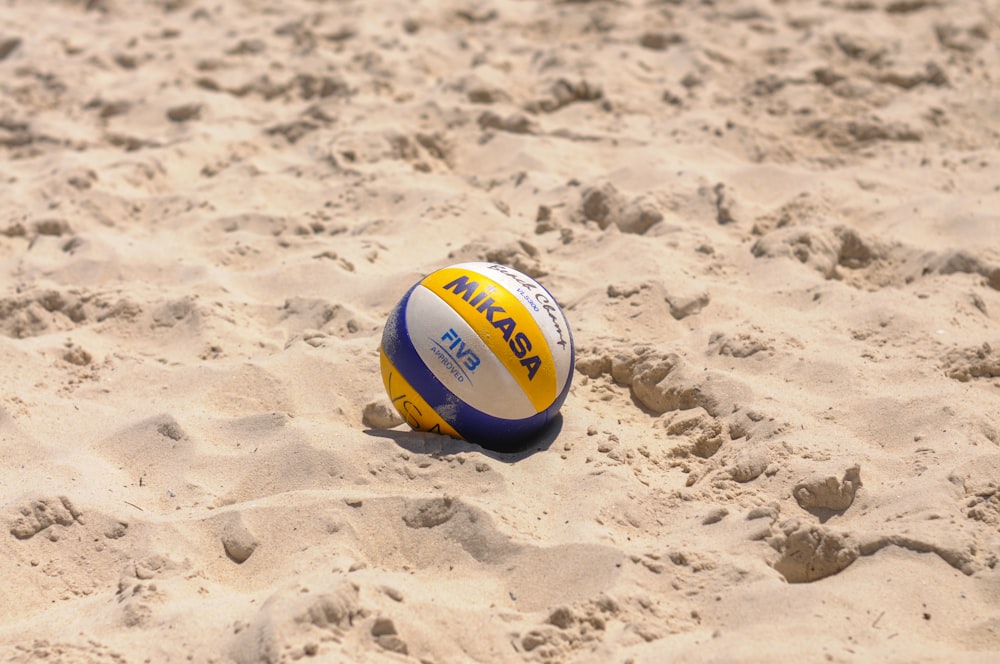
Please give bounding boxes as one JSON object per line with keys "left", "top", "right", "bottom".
{"left": 441, "top": 275, "right": 544, "bottom": 380}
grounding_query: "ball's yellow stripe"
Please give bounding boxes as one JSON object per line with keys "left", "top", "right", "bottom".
{"left": 419, "top": 267, "right": 555, "bottom": 412}
{"left": 380, "top": 349, "right": 462, "bottom": 439}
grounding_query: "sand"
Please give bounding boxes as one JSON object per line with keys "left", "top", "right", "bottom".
{"left": 1, "top": 0, "right": 999, "bottom": 662}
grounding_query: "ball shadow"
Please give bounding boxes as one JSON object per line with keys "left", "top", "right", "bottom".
{"left": 363, "top": 413, "right": 563, "bottom": 464}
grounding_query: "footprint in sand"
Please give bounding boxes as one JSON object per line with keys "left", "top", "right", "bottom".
{"left": 230, "top": 579, "right": 367, "bottom": 663}
{"left": 350, "top": 495, "right": 623, "bottom": 613}
{"left": 768, "top": 519, "right": 859, "bottom": 583}
{"left": 8, "top": 496, "right": 82, "bottom": 540}
{"left": 575, "top": 344, "right": 754, "bottom": 419}
{"left": 573, "top": 180, "right": 665, "bottom": 235}
{"left": 0, "top": 289, "right": 96, "bottom": 339}
{"left": 942, "top": 342, "right": 1000, "bottom": 383}
{"left": 750, "top": 224, "right": 882, "bottom": 282}
{"left": 116, "top": 555, "right": 192, "bottom": 628}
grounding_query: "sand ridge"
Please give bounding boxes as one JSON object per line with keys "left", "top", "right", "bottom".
{"left": 1, "top": 0, "right": 999, "bottom": 661}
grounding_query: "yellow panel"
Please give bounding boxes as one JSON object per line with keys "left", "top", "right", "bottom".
{"left": 380, "top": 348, "right": 462, "bottom": 439}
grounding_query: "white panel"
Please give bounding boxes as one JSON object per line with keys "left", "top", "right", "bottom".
{"left": 405, "top": 285, "right": 536, "bottom": 420}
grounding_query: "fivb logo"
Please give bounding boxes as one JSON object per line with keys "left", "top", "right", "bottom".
{"left": 439, "top": 328, "right": 481, "bottom": 372}
{"left": 428, "top": 328, "right": 481, "bottom": 385}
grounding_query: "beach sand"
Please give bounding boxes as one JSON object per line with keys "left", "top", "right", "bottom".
{"left": 1, "top": 0, "right": 999, "bottom": 661}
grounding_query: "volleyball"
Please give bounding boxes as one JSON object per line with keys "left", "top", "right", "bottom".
{"left": 379, "top": 262, "right": 574, "bottom": 451}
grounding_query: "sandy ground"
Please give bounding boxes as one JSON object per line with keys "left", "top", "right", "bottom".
{"left": 1, "top": 0, "right": 999, "bottom": 662}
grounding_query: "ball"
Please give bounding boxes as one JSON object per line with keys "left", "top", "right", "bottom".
{"left": 379, "top": 262, "right": 574, "bottom": 451}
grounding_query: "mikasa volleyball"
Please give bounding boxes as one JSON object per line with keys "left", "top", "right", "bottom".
{"left": 379, "top": 262, "right": 574, "bottom": 451}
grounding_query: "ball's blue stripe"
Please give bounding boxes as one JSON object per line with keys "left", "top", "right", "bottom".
{"left": 382, "top": 283, "right": 459, "bottom": 426}
{"left": 382, "top": 283, "right": 571, "bottom": 451}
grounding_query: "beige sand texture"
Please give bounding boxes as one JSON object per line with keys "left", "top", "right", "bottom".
{"left": 1, "top": 0, "right": 999, "bottom": 661}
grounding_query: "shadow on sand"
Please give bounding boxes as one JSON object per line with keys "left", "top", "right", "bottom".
{"left": 363, "top": 414, "right": 563, "bottom": 464}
